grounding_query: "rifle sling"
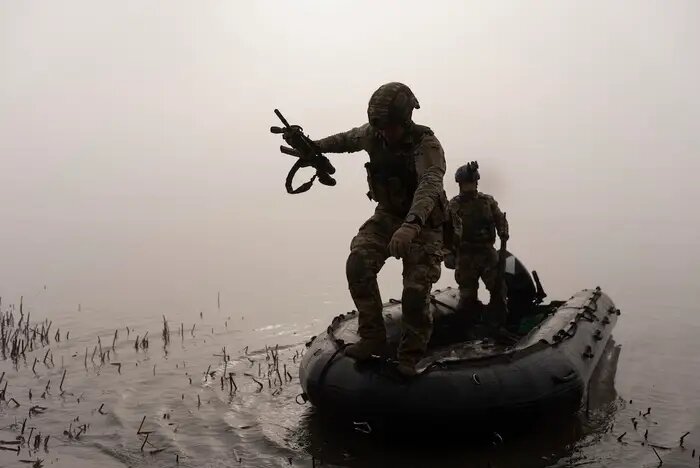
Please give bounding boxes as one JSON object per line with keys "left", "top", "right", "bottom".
{"left": 285, "top": 158, "right": 317, "bottom": 194}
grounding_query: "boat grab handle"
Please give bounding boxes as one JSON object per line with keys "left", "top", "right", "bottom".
{"left": 353, "top": 421, "right": 372, "bottom": 434}
{"left": 552, "top": 370, "right": 578, "bottom": 384}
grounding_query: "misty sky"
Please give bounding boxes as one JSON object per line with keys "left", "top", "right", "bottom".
{"left": 1, "top": 1, "right": 698, "bottom": 324}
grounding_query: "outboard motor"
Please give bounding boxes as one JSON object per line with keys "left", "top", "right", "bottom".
{"left": 502, "top": 250, "right": 547, "bottom": 324}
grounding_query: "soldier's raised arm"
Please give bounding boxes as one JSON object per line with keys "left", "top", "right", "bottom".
{"left": 407, "top": 134, "right": 446, "bottom": 225}
{"left": 314, "top": 124, "right": 370, "bottom": 154}
{"left": 491, "top": 198, "right": 509, "bottom": 240}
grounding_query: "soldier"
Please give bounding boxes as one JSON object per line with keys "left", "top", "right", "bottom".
{"left": 292, "top": 82, "right": 447, "bottom": 376}
{"left": 448, "top": 162, "right": 509, "bottom": 326}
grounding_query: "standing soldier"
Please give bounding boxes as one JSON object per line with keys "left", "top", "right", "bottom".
{"left": 448, "top": 162, "right": 510, "bottom": 326}
{"left": 291, "top": 82, "right": 448, "bottom": 376}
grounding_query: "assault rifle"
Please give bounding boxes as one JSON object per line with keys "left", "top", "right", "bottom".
{"left": 270, "top": 109, "right": 336, "bottom": 194}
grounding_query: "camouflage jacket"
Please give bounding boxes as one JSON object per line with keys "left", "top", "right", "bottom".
{"left": 447, "top": 191, "right": 508, "bottom": 248}
{"left": 314, "top": 123, "right": 447, "bottom": 226}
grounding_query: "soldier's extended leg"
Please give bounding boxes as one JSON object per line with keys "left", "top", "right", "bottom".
{"left": 397, "top": 229, "right": 443, "bottom": 376}
{"left": 481, "top": 247, "right": 508, "bottom": 326}
{"left": 344, "top": 211, "right": 400, "bottom": 360}
{"left": 455, "top": 249, "right": 482, "bottom": 316}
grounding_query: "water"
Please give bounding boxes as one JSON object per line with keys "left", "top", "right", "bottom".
{"left": 2, "top": 1, "right": 700, "bottom": 466}
{"left": 1, "top": 271, "right": 699, "bottom": 467}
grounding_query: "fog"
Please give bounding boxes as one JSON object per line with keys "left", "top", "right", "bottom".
{"left": 1, "top": 1, "right": 698, "bottom": 327}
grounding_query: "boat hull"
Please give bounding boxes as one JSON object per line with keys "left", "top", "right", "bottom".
{"left": 299, "top": 287, "right": 620, "bottom": 423}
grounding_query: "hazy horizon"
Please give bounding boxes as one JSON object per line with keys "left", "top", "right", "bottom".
{"left": 1, "top": 1, "right": 698, "bottom": 324}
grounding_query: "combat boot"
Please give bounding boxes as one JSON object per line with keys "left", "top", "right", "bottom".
{"left": 395, "top": 349, "right": 422, "bottom": 378}
{"left": 396, "top": 360, "right": 418, "bottom": 377}
{"left": 486, "top": 300, "right": 508, "bottom": 328}
{"left": 457, "top": 297, "right": 483, "bottom": 337}
{"left": 457, "top": 294, "right": 483, "bottom": 316}
{"left": 344, "top": 338, "right": 387, "bottom": 361}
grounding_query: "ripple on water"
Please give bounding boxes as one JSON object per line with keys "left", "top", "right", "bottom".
{"left": 2, "top": 298, "right": 700, "bottom": 467}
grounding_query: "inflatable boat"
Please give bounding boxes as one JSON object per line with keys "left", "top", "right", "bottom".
{"left": 298, "top": 253, "right": 620, "bottom": 424}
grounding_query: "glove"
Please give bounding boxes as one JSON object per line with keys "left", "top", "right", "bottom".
{"left": 389, "top": 223, "right": 421, "bottom": 259}
{"left": 282, "top": 126, "right": 307, "bottom": 152}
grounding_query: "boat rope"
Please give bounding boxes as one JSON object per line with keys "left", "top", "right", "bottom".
{"left": 553, "top": 321, "right": 578, "bottom": 342}
{"left": 430, "top": 294, "right": 456, "bottom": 312}
{"left": 387, "top": 295, "right": 457, "bottom": 312}
{"left": 316, "top": 342, "right": 350, "bottom": 393}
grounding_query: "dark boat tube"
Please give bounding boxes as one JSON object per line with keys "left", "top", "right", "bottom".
{"left": 299, "top": 286, "right": 620, "bottom": 422}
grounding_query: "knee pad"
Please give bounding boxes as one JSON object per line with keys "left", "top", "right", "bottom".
{"left": 346, "top": 250, "right": 366, "bottom": 281}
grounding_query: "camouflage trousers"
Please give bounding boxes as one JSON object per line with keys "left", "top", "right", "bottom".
{"left": 346, "top": 206, "right": 443, "bottom": 364}
{"left": 455, "top": 245, "right": 507, "bottom": 319}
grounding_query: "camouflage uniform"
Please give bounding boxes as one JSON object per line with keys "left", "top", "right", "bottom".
{"left": 448, "top": 190, "right": 508, "bottom": 320}
{"left": 314, "top": 86, "right": 447, "bottom": 370}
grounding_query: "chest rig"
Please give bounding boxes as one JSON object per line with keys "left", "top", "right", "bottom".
{"left": 363, "top": 125, "right": 433, "bottom": 217}
{"left": 456, "top": 193, "right": 496, "bottom": 245}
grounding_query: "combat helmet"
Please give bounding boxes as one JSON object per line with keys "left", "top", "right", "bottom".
{"left": 367, "top": 82, "right": 420, "bottom": 129}
{"left": 455, "top": 161, "right": 480, "bottom": 183}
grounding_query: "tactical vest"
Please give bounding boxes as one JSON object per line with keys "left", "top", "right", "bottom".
{"left": 363, "top": 125, "right": 440, "bottom": 221}
{"left": 456, "top": 193, "right": 496, "bottom": 245}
